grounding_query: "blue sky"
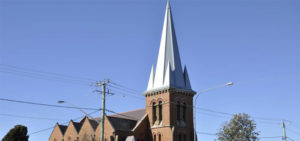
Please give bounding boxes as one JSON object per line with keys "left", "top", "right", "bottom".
{"left": 0, "top": 0, "right": 300, "bottom": 140}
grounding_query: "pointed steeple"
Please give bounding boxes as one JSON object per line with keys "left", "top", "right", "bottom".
{"left": 146, "top": 2, "right": 192, "bottom": 92}
{"left": 147, "top": 65, "right": 155, "bottom": 90}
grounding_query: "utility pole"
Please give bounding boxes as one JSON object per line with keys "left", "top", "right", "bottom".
{"left": 282, "top": 120, "right": 287, "bottom": 141}
{"left": 94, "top": 79, "right": 110, "bottom": 141}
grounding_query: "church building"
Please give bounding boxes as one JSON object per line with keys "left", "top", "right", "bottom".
{"left": 49, "top": 2, "right": 196, "bottom": 141}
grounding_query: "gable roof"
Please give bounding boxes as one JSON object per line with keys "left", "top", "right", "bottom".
{"left": 73, "top": 118, "right": 85, "bottom": 133}
{"left": 108, "top": 109, "right": 146, "bottom": 121}
{"left": 58, "top": 124, "right": 67, "bottom": 135}
{"left": 88, "top": 118, "right": 99, "bottom": 131}
{"left": 55, "top": 109, "right": 146, "bottom": 135}
{"left": 106, "top": 116, "right": 137, "bottom": 131}
{"left": 91, "top": 109, "right": 146, "bottom": 131}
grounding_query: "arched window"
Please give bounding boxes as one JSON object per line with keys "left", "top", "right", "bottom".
{"left": 158, "top": 134, "right": 162, "bottom": 141}
{"left": 183, "top": 134, "right": 186, "bottom": 141}
{"left": 182, "top": 103, "right": 186, "bottom": 122}
{"left": 177, "top": 101, "right": 181, "bottom": 121}
{"left": 154, "top": 134, "right": 157, "bottom": 141}
{"left": 158, "top": 101, "right": 162, "bottom": 123}
{"left": 152, "top": 102, "right": 157, "bottom": 124}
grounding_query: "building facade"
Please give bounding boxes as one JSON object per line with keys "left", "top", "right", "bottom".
{"left": 49, "top": 2, "right": 196, "bottom": 141}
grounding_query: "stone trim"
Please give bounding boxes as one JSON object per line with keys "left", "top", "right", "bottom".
{"left": 144, "top": 87, "right": 196, "bottom": 97}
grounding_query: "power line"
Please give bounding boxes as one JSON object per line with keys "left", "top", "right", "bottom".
{"left": 287, "top": 137, "right": 296, "bottom": 141}
{"left": 109, "top": 81, "right": 141, "bottom": 93}
{"left": 197, "top": 131, "right": 216, "bottom": 136}
{"left": 0, "top": 64, "right": 95, "bottom": 86}
{"left": 0, "top": 97, "right": 139, "bottom": 129}
{"left": 104, "top": 82, "right": 287, "bottom": 124}
{"left": 107, "top": 84, "right": 142, "bottom": 96}
{"left": 0, "top": 98, "right": 99, "bottom": 111}
{"left": 287, "top": 128, "right": 300, "bottom": 137}
{"left": 196, "top": 131, "right": 282, "bottom": 140}
{"left": 0, "top": 69, "right": 91, "bottom": 86}
{"left": 290, "top": 122, "right": 300, "bottom": 130}
{"left": 259, "top": 136, "right": 283, "bottom": 139}
{"left": 28, "top": 108, "right": 140, "bottom": 135}
{"left": 0, "top": 64, "right": 96, "bottom": 82}
{"left": 107, "top": 86, "right": 145, "bottom": 100}
{"left": 0, "top": 113, "right": 66, "bottom": 121}
{"left": 29, "top": 110, "right": 99, "bottom": 135}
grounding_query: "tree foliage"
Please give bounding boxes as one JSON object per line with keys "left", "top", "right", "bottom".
{"left": 2, "top": 125, "right": 29, "bottom": 141}
{"left": 217, "top": 113, "right": 259, "bottom": 141}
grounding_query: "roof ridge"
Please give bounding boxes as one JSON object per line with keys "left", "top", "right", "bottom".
{"left": 109, "top": 108, "right": 145, "bottom": 116}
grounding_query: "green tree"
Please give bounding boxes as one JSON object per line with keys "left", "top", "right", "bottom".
{"left": 2, "top": 125, "right": 29, "bottom": 141}
{"left": 217, "top": 113, "right": 259, "bottom": 141}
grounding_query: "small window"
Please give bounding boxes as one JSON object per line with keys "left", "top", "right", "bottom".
{"left": 183, "top": 103, "right": 186, "bottom": 121}
{"left": 154, "top": 134, "right": 157, "bottom": 141}
{"left": 177, "top": 101, "right": 181, "bottom": 121}
{"left": 152, "top": 102, "right": 157, "bottom": 124}
{"left": 158, "top": 134, "right": 161, "bottom": 141}
{"left": 158, "top": 101, "right": 162, "bottom": 123}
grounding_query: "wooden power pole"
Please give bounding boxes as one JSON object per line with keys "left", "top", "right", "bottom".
{"left": 95, "top": 80, "right": 110, "bottom": 141}
{"left": 282, "top": 120, "right": 287, "bottom": 141}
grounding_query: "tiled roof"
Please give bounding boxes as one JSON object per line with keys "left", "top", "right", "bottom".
{"left": 107, "top": 116, "right": 137, "bottom": 131}
{"left": 57, "top": 109, "right": 146, "bottom": 134}
{"left": 108, "top": 109, "right": 146, "bottom": 121}
{"left": 91, "top": 109, "right": 146, "bottom": 131}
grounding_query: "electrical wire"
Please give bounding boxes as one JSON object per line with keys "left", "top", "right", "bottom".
{"left": 287, "top": 137, "right": 296, "bottom": 141}
{"left": 0, "top": 69, "right": 91, "bottom": 86}
{"left": 0, "top": 64, "right": 95, "bottom": 86}
{"left": 0, "top": 64, "right": 96, "bottom": 82}
{"left": 287, "top": 128, "right": 300, "bottom": 137}
{"left": 0, "top": 113, "right": 66, "bottom": 121}
{"left": 109, "top": 81, "right": 141, "bottom": 93}
{"left": 196, "top": 131, "right": 216, "bottom": 136}
{"left": 107, "top": 81, "right": 297, "bottom": 126}
{"left": 107, "top": 86, "right": 145, "bottom": 100}
{"left": 259, "top": 136, "right": 283, "bottom": 139}
{"left": 0, "top": 98, "right": 99, "bottom": 111}
{"left": 0, "top": 97, "right": 139, "bottom": 127}
{"left": 28, "top": 110, "right": 99, "bottom": 135}
{"left": 107, "top": 84, "right": 142, "bottom": 96}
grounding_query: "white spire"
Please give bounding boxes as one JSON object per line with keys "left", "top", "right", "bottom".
{"left": 146, "top": 2, "right": 192, "bottom": 92}
{"left": 147, "top": 65, "right": 155, "bottom": 90}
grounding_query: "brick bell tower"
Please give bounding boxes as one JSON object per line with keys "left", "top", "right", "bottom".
{"left": 143, "top": 2, "right": 196, "bottom": 141}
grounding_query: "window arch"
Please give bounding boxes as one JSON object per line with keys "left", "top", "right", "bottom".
{"left": 158, "top": 134, "right": 162, "bottom": 141}
{"left": 153, "top": 134, "right": 157, "bottom": 141}
{"left": 158, "top": 101, "right": 162, "bottom": 123}
{"left": 152, "top": 102, "right": 157, "bottom": 125}
{"left": 177, "top": 101, "right": 181, "bottom": 121}
{"left": 182, "top": 103, "right": 186, "bottom": 122}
